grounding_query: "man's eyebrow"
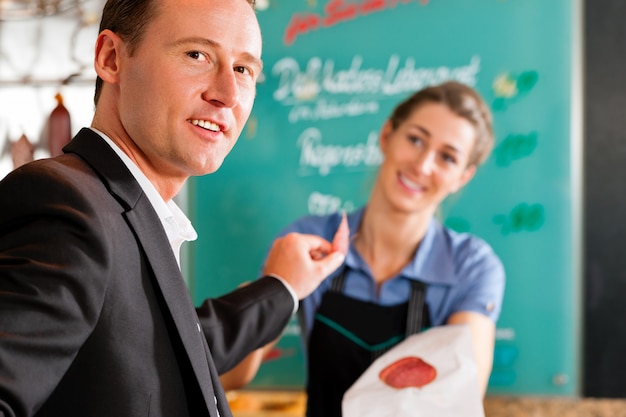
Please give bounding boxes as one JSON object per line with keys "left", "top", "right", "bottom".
{"left": 171, "top": 37, "right": 263, "bottom": 70}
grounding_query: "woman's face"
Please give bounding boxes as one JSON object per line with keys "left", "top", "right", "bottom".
{"left": 377, "top": 102, "right": 477, "bottom": 215}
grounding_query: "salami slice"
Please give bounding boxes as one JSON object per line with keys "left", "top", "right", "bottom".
{"left": 331, "top": 211, "right": 349, "bottom": 255}
{"left": 11, "top": 133, "right": 34, "bottom": 170}
{"left": 379, "top": 356, "right": 437, "bottom": 389}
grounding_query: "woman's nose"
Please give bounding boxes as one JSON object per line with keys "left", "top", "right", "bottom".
{"left": 414, "top": 150, "right": 436, "bottom": 175}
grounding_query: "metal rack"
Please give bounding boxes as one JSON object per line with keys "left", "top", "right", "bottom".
{"left": 0, "top": 0, "right": 101, "bottom": 87}
{"left": 0, "top": 0, "right": 85, "bottom": 21}
{"left": 0, "top": 75, "right": 96, "bottom": 87}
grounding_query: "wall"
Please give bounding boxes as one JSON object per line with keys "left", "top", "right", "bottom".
{"left": 583, "top": 0, "right": 626, "bottom": 398}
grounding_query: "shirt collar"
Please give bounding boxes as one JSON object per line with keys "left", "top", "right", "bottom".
{"left": 90, "top": 128, "right": 198, "bottom": 265}
{"left": 344, "top": 206, "right": 455, "bottom": 285}
{"left": 408, "top": 219, "right": 456, "bottom": 285}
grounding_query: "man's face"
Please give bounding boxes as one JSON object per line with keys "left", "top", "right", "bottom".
{"left": 117, "top": 0, "right": 262, "bottom": 182}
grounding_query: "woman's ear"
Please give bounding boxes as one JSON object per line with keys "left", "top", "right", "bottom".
{"left": 451, "top": 164, "right": 476, "bottom": 193}
{"left": 94, "top": 29, "right": 124, "bottom": 84}
{"left": 379, "top": 120, "right": 394, "bottom": 155}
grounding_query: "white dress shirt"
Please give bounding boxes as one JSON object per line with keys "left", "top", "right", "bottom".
{"left": 90, "top": 128, "right": 298, "bottom": 311}
{"left": 90, "top": 128, "right": 197, "bottom": 267}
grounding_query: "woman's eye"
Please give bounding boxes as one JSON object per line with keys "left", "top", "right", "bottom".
{"left": 407, "top": 135, "right": 423, "bottom": 146}
{"left": 441, "top": 153, "right": 458, "bottom": 165}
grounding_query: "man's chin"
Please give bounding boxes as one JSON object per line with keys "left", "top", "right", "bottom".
{"left": 195, "top": 159, "right": 226, "bottom": 177}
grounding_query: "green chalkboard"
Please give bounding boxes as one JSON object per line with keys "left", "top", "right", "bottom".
{"left": 187, "top": 0, "right": 580, "bottom": 396}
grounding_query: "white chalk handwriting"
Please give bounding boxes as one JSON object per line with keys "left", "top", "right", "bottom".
{"left": 288, "top": 98, "right": 379, "bottom": 123}
{"left": 308, "top": 191, "right": 356, "bottom": 216}
{"left": 272, "top": 54, "right": 481, "bottom": 104}
{"left": 297, "top": 127, "right": 382, "bottom": 176}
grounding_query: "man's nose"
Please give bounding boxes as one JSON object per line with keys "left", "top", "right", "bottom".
{"left": 205, "top": 68, "right": 239, "bottom": 108}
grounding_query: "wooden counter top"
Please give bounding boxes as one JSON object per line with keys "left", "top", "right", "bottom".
{"left": 227, "top": 390, "right": 626, "bottom": 417}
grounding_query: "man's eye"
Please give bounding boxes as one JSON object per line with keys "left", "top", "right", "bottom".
{"left": 187, "top": 51, "right": 207, "bottom": 61}
{"left": 234, "top": 66, "right": 251, "bottom": 75}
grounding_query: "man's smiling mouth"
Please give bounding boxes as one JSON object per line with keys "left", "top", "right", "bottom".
{"left": 190, "top": 119, "right": 220, "bottom": 132}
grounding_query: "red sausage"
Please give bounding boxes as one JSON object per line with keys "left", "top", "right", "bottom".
{"left": 48, "top": 93, "right": 71, "bottom": 157}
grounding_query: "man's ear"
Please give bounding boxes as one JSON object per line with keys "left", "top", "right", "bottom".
{"left": 451, "top": 164, "right": 476, "bottom": 194}
{"left": 94, "top": 29, "right": 124, "bottom": 84}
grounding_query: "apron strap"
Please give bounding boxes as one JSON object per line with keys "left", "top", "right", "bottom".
{"left": 406, "top": 280, "right": 427, "bottom": 336}
{"left": 330, "top": 268, "right": 348, "bottom": 292}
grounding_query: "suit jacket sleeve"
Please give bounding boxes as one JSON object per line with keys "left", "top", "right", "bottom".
{"left": 196, "top": 276, "right": 294, "bottom": 374}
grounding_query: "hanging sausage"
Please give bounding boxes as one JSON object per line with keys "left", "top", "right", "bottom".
{"left": 48, "top": 92, "right": 71, "bottom": 157}
{"left": 11, "top": 133, "right": 34, "bottom": 170}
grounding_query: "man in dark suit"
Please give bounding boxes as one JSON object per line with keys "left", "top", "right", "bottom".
{"left": 0, "top": 0, "right": 347, "bottom": 416}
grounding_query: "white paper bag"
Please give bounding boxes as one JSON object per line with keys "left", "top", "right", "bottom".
{"left": 342, "top": 324, "right": 484, "bottom": 417}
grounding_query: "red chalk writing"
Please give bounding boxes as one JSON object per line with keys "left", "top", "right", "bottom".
{"left": 284, "top": 0, "right": 430, "bottom": 45}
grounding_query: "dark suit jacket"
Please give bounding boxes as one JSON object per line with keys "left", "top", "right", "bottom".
{"left": 0, "top": 128, "right": 294, "bottom": 417}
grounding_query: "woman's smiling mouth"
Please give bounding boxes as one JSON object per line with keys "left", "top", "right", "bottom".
{"left": 398, "top": 173, "right": 425, "bottom": 192}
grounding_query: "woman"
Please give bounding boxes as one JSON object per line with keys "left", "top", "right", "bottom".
{"left": 221, "top": 81, "right": 505, "bottom": 416}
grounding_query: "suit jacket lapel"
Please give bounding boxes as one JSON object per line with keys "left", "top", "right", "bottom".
{"left": 125, "top": 202, "right": 220, "bottom": 417}
{"left": 64, "top": 129, "right": 220, "bottom": 416}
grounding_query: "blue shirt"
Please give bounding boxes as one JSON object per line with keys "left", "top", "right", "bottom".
{"left": 275, "top": 207, "right": 506, "bottom": 340}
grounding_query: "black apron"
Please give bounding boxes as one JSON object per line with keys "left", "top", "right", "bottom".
{"left": 305, "top": 269, "right": 431, "bottom": 417}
